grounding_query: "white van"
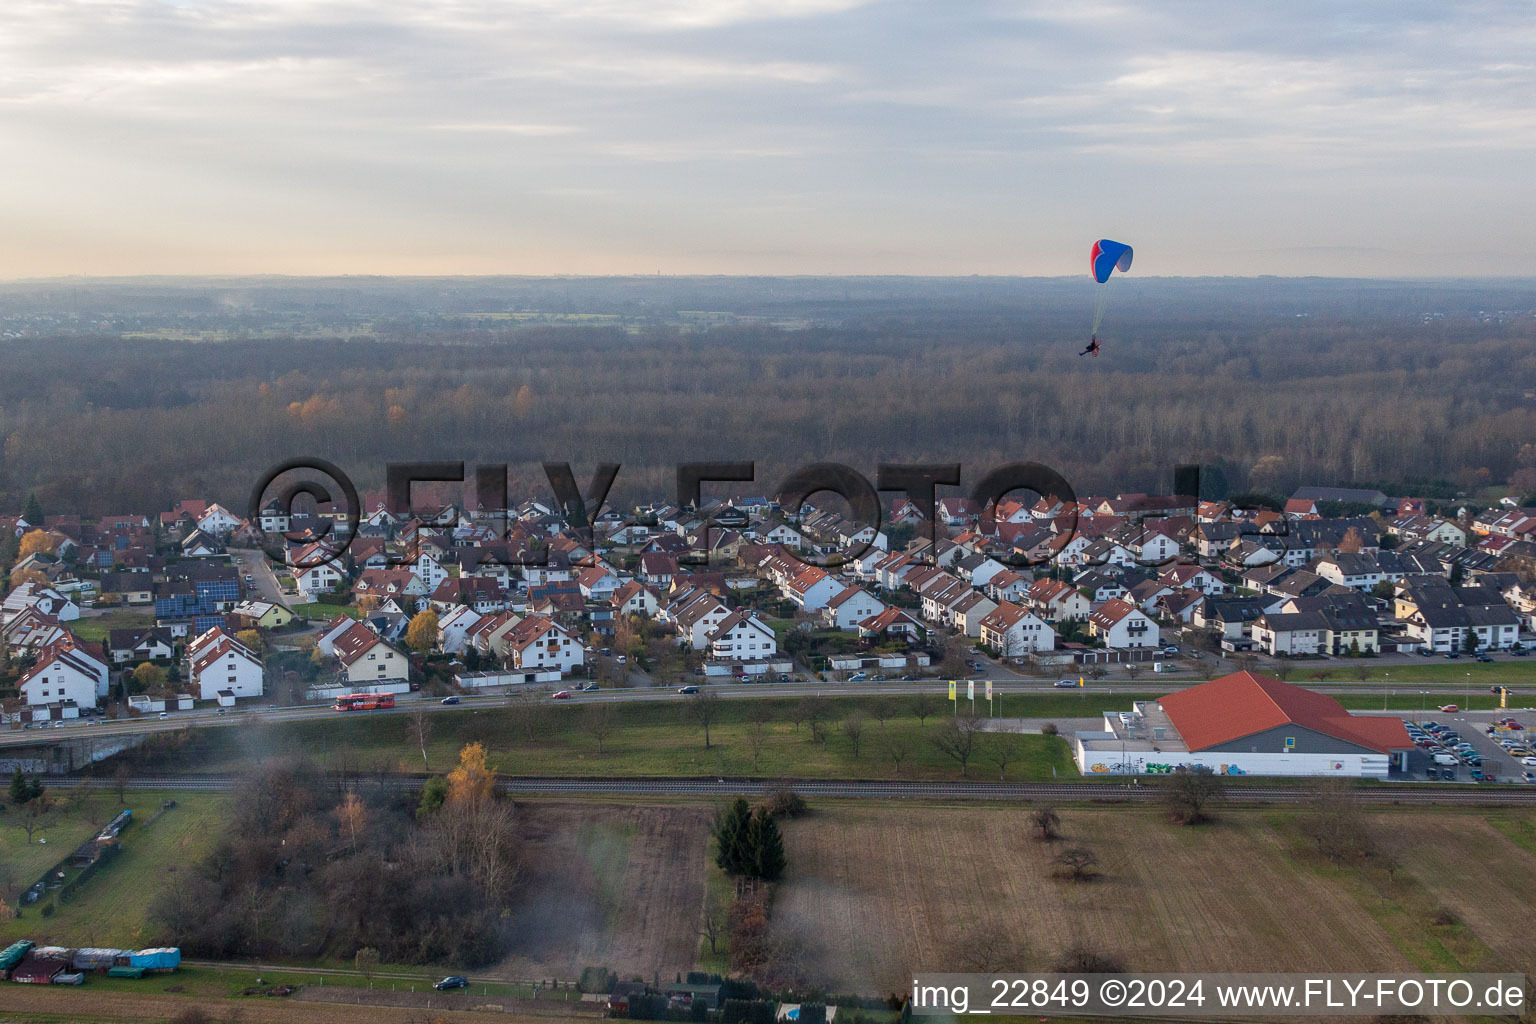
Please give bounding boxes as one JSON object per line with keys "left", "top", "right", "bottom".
{"left": 1432, "top": 752, "right": 1459, "bottom": 766}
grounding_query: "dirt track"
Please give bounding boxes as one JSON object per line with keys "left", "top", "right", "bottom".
{"left": 0, "top": 984, "right": 594, "bottom": 1023}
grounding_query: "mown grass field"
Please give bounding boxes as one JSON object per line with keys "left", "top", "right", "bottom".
{"left": 0, "top": 790, "right": 228, "bottom": 949}
{"left": 67, "top": 609, "right": 155, "bottom": 643}
{"left": 184, "top": 694, "right": 1084, "bottom": 782}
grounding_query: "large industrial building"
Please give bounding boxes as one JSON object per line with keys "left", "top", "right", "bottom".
{"left": 1075, "top": 670, "right": 1413, "bottom": 779}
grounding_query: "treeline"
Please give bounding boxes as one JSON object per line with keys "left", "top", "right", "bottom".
{"left": 149, "top": 751, "right": 520, "bottom": 966}
{"left": 4, "top": 314, "right": 1536, "bottom": 514}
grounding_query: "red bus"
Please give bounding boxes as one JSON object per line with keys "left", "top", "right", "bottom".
{"left": 333, "top": 692, "right": 397, "bottom": 712}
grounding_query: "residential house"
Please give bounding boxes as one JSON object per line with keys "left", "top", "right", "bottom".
{"left": 821, "top": 586, "right": 886, "bottom": 631}
{"left": 707, "top": 611, "right": 777, "bottom": 662}
{"left": 505, "top": 614, "right": 584, "bottom": 674}
{"left": 332, "top": 621, "right": 410, "bottom": 684}
{"left": 978, "top": 602, "right": 1056, "bottom": 657}
{"left": 187, "top": 627, "right": 265, "bottom": 701}
{"left": 1087, "top": 598, "right": 1158, "bottom": 649}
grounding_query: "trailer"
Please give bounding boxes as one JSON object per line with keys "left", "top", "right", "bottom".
{"left": 70, "top": 948, "right": 123, "bottom": 972}
{"left": 127, "top": 947, "right": 181, "bottom": 972}
{"left": 10, "top": 956, "right": 63, "bottom": 984}
{"left": 0, "top": 940, "right": 34, "bottom": 978}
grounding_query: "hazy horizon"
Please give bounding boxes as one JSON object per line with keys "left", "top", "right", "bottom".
{"left": 3, "top": 1, "right": 1533, "bottom": 279}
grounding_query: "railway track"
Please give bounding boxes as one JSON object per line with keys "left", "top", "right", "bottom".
{"left": 49, "top": 773, "right": 1536, "bottom": 805}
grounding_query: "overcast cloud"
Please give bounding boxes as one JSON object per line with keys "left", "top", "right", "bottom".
{"left": 1, "top": 0, "right": 1532, "bottom": 276}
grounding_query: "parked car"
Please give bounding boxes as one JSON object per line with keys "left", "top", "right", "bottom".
{"left": 1441, "top": 767, "right": 1458, "bottom": 780}
{"left": 441, "top": 695, "right": 460, "bottom": 705}
{"left": 615, "top": 655, "right": 627, "bottom": 664}
{"left": 677, "top": 685, "right": 700, "bottom": 694}
{"left": 848, "top": 672, "right": 867, "bottom": 681}
{"left": 551, "top": 690, "right": 571, "bottom": 699}
{"left": 1476, "top": 654, "right": 1494, "bottom": 663}
{"left": 1469, "top": 769, "right": 1487, "bottom": 782}
{"left": 1523, "top": 756, "right": 1536, "bottom": 767}
{"left": 434, "top": 977, "right": 469, "bottom": 991}
{"left": 1523, "top": 771, "right": 1536, "bottom": 783}
{"left": 1513, "top": 647, "right": 1530, "bottom": 657}
{"left": 1417, "top": 648, "right": 1434, "bottom": 657}
{"left": 1162, "top": 645, "right": 1179, "bottom": 655}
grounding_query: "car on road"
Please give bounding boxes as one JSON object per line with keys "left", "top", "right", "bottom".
{"left": 1054, "top": 678, "right": 1079, "bottom": 688}
{"left": 848, "top": 672, "right": 867, "bottom": 681}
{"left": 434, "top": 977, "right": 469, "bottom": 991}
{"left": 551, "top": 690, "right": 571, "bottom": 699}
{"left": 677, "top": 685, "right": 700, "bottom": 694}
{"left": 244, "top": 573, "right": 254, "bottom": 582}
{"left": 158, "top": 711, "right": 168, "bottom": 719}
{"left": 441, "top": 696, "right": 460, "bottom": 705}
{"left": 1514, "top": 648, "right": 1530, "bottom": 657}
{"left": 615, "top": 655, "right": 627, "bottom": 664}
{"left": 1476, "top": 653, "right": 1494, "bottom": 662}
{"left": 1438, "top": 704, "right": 1459, "bottom": 713}
{"left": 580, "top": 682, "right": 599, "bottom": 691}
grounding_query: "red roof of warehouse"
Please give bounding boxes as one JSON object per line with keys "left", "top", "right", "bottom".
{"left": 1157, "top": 671, "right": 1412, "bottom": 754}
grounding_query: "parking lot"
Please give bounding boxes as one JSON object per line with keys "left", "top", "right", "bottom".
{"left": 1402, "top": 707, "right": 1535, "bottom": 784}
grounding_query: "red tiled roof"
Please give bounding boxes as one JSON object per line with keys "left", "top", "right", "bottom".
{"left": 1157, "top": 671, "right": 1412, "bottom": 754}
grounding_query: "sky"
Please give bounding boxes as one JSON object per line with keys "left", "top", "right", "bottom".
{"left": 1, "top": 0, "right": 1534, "bottom": 278}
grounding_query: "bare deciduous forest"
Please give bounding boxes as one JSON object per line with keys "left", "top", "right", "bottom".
{"left": 2, "top": 276, "right": 1535, "bottom": 512}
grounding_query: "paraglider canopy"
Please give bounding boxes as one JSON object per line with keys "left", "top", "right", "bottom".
{"left": 1090, "top": 239, "right": 1133, "bottom": 284}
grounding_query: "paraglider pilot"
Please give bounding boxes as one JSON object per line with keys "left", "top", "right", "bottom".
{"left": 1079, "top": 335, "right": 1100, "bottom": 357}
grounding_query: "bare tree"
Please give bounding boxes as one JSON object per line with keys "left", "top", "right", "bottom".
{"left": 911, "top": 691, "right": 938, "bottom": 726}
{"left": 16, "top": 798, "right": 52, "bottom": 844}
{"left": 745, "top": 718, "right": 769, "bottom": 772}
{"left": 805, "top": 697, "right": 830, "bottom": 747}
{"left": 700, "top": 898, "right": 725, "bottom": 956}
{"left": 1124, "top": 662, "right": 1143, "bottom": 682}
{"left": 841, "top": 712, "right": 866, "bottom": 758}
{"left": 408, "top": 707, "right": 433, "bottom": 770}
{"left": 1052, "top": 846, "right": 1099, "bottom": 883}
{"left": 952, "top": 921, "right": 1029, "bottom": 973}
{"left": 881, "top": 728, "right": 911, "bottom": 775}
{"left": 583, "top": 703, "right": 618, "bottom": 754}
{"left": 1300, "top": 779, "right": 1374, "bottom": 865}
{"left": 932, "top": 713, "right": 986, "bottom": 777}
{"left": 984, "top": 731, "right": 1020, "bottom": 781}
{"left": 869, "top": 698, "right": 895, "bottom": 728}
{"left": 1163, "top": 772, "right": 1223, "bottom": 826}
{"left": 1028, "top": 805, "right": 1061, "bottom": 842}
{"left": 685, "top": 688, "right": 722, "bottom": 748}
{"left": 786, "top": 699, "right": 809, "bottom": 733}
{"left": 354, "top": 946, "right": 380, "bottom": 983}
{"left": 113, "top": 762, "right": 132, "bottom": 805}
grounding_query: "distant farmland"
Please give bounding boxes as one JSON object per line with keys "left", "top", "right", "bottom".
{"left": 769, "top": 803, "right": 1536, "bottom": 994}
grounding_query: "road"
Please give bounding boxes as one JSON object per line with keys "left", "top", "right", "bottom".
{"left": 6, "top": 677, "right": 1532, "bottom": 750}
{"left": 49, "top": 771, "right": 1536, "bottom": 805}
{"left": 232, "top": 547, "right": 287, "bottom": 605}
